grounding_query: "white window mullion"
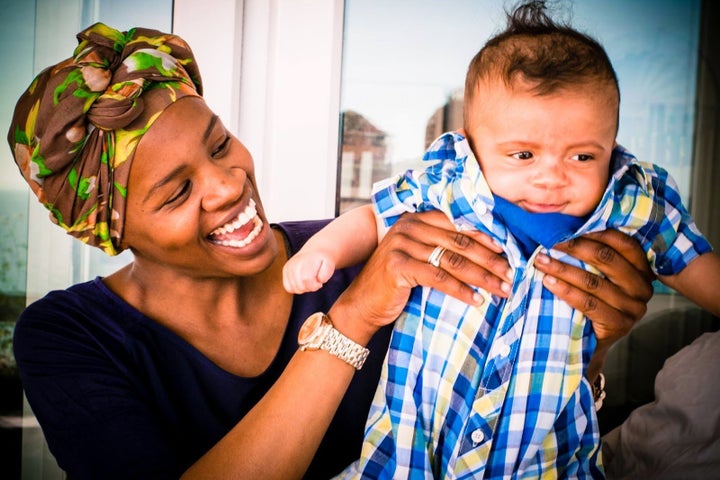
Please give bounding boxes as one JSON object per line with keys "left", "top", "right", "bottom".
{"left": 239, "top": 0, "right": 345, "bottom": 222}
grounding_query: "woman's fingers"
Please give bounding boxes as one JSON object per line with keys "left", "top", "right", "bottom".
{"left": 390, "top": 211, "right": 512, "bottom": 297}
{"left": 554, "top": 230, "right": 654, "bottom": 301}
{"left": 538, "top": 260, "right": 635, "bottom": 342}
{"left": 535, "top": 252, "right": 645, "bottom": 326}
{"left": 535, "top": 230, "right": 655, "bottom": 342}
{"left": 332, "top": 233, "right": 478, "bottom": 342}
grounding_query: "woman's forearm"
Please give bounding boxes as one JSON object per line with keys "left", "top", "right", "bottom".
{"left": 182, "top": 341, "right": 358, "bottom": 479}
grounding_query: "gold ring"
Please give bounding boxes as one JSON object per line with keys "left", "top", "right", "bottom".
{"left": 427, "top": 246, "right": 447, "bottom": 268}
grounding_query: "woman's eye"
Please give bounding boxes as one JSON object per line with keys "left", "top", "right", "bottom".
{"left": 166, "top": 180, "right": 191, "bottom": 205}
{"left": 512, "top": 151, "right": 533, "bottom": 160}
{"left": 212, "top": 135, "right": 231, "bottom": 157}
{"left": 572, "top": 153, "right": 594, "bottom": 162}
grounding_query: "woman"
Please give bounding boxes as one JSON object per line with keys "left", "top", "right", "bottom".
{"left": 9, "top": 24, "right": 652, "bottom": 479}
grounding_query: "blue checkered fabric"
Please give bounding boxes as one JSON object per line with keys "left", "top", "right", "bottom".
{"left": 340, "top": 132, "right": 711, "bottom": 479}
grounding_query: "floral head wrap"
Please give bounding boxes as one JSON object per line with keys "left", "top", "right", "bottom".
{"left": 8, "top": 23, "right": 202, "bottom": 255}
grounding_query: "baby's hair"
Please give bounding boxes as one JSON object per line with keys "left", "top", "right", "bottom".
{"left": 464, "top": 0, "right": 619, "bottom": 126}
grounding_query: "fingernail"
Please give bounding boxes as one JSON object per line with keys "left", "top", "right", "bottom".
{"left": 501, "top": 282, "right": 511, "bottom": 293}
{"left": 472, "top": 292, "right": 485, "bottom": 305}
{"left": 505, "top": 268, "right": 513, "bottom": 281}
{"left": 536, "top": 253, "right": 550, "bottom": 265}
{"left": 544, "top": 275, "right": 557, "bottom": 285}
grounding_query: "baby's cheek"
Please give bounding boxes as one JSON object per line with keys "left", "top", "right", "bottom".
{"left": 484, "top": 174, "right": 524, "bottom": 201}
{"left": 575, "top": 185, "right": 606, "bottom": 216}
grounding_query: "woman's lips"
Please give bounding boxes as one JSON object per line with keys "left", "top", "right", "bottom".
{"left": 208, "top": 199, "right": 264, "bottom": 248}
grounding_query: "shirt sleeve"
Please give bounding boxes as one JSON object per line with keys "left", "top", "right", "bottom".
{"left": 371, "top": 169, "right": 431, "bottom": 228}
{"left": 615, "top": 162, "right": 712, "bottom": 276}
{"left": 371, "top": 132, "right": 484, "bottom": 232}
{"left": 13, "top": 298, "right": 184, "bottom": 480}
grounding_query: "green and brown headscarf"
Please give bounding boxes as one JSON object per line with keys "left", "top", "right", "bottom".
{"left": 8, "top": 23, "right": 202, "bottom": 255}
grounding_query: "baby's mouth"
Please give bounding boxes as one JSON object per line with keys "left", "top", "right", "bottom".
{"left": 208, "top": 199, "right": 264, "bottom": 248}
{"left": 521, "top": 201, "right": 567, "bottom": 213}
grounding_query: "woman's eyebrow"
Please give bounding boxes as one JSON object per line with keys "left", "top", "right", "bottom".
{"left": 203, "top": 115, "right": 220, "bottom": 142}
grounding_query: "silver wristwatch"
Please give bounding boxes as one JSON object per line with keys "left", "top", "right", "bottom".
{"left": 298, "top": 312, "right": 370, "bottom": 370}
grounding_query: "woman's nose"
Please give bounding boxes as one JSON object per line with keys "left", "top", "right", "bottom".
{"left": 200, "top": 164, "right": 247, "bottom": 211}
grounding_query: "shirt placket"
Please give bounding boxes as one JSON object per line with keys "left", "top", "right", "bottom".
{"left": 448, "top": 264, "right": 533, "bottom": 479}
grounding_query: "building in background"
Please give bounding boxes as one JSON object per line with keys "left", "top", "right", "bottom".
{"left": 339, "top": 110, "right": 390, "bottom": 212}
{"left": 425, "top": 88, "right": 464, "bottom": 149}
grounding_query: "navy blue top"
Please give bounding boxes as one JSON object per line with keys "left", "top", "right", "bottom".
{"left": 13, "top": 220, "right": 392, "bottom": 479}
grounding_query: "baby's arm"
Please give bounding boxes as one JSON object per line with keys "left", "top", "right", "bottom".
{"left": 283, "top": 204, "right": 384, "bottom": 294}
{"left": 658, "top": 251, "right": 720, "bottom": 317}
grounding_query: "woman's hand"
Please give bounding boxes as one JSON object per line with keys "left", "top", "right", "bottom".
{"left": 533, "top": 229, "right": 655, "bottom": 380}
{"left": 330, "top": 210, "right": 512, "bottom": 344}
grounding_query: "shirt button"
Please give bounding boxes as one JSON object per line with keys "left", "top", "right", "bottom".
{"left": 498, "top": 343, "right": 511, "bottom": 357}
{"left": 471, "top": 429, "right": 484, "bottom": 444}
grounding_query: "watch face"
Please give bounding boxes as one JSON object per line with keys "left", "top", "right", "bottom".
{"left": 298, "top": 312, "right": 325, "bottom": 346}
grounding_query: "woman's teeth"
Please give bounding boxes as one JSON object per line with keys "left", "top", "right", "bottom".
{"left": 211, "top": 199, "right": 257, "bottom": 235}
{"left": 214, "top": 217, "right": 263, "bottom": 248}
{"left": 209, "top": 199, "right": 264, "bottom": 247}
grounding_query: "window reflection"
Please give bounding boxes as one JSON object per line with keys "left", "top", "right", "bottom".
{"left": 339, "top": 111, "right": 391, "bottom": 211}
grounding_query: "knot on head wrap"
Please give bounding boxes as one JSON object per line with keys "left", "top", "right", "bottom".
{"left": 7, "top": 23, "right": 202, "bottom": 255}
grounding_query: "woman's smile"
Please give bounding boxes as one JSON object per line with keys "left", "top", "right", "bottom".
{"left": 208, "top": 199, "right": 264, "bottom": 248}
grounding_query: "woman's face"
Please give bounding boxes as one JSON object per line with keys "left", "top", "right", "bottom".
{"left": 122, "top": 96, "right": 278, "bottom": 277}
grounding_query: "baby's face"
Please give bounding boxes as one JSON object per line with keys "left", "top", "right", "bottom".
{"left": 465, "top": 78, "right": 618, "bottom": 217}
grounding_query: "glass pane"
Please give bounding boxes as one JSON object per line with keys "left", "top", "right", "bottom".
{"left": 0, "top": 1, "right": 38, "bottom": 477}
{"left": 1, "top": 2, "right": 173, "bottom": 478}
{"left": 338, "top": 0, "right": 701, "bottom": 212}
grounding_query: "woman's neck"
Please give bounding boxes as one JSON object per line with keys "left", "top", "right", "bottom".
{"left": 103, "top": 229, "right": 293, "bottom": 376}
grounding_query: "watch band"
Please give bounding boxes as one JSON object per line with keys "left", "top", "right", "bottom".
{"left": 299, "top": 312, "right": 370, "bottom": 370}
{"left": 321, "top": 325, "right": 370, "bottom": 370}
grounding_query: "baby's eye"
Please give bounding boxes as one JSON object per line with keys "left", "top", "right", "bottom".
{"left": 572, "top": 153, "right": 594, "bottom": 162}
{"left": 512, "top": 151, "right": 533, "bottom": 160}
